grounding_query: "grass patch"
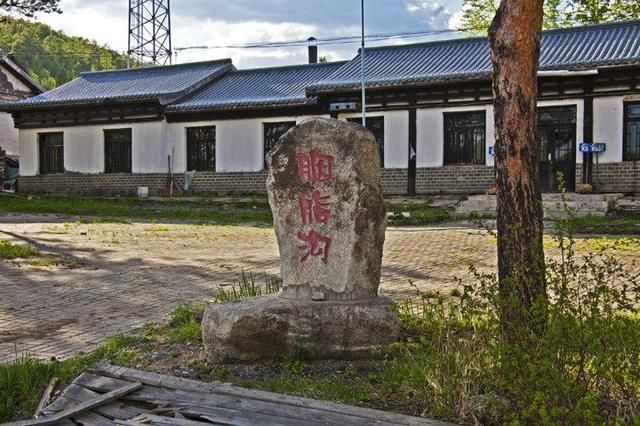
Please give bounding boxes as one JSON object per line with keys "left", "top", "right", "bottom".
{"left": 385, "top": 201, "right": 451, "bottom": 226}
{"left": 0, "top": 334, "right": 141, "bottom": 422}
{"left": 569, "top": 210, "right": 640, "bottom": 235}
{"left": 27, "top": 256, "right": 60, "bottom": 268}
{"left": 214, "top": 271, "right": 282, "bottom": 303}
{"left": 0, "top": 240, "right": 38, "bottom": 259}
{"left": 0, "top": 194, "right": 273, "bottom": 225}
{"left": 167, "top": 303, "right": 206, "bottom": 344}
{"left": 258, "top": 374, "right": 378, "bottom": 406}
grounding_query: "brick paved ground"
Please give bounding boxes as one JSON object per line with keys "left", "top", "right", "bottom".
{"left": 1, "top": 215, "right": 637, "bottom": 363}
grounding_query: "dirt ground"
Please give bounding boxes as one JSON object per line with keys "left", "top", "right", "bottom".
{"left": 1, "top": 213, "right": 638, "bottom": 363}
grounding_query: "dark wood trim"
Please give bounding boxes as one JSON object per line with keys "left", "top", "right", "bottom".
{"left": 166, "top": 104, "right": 322, "bottom": 123}
{"left": 582, "top": 78, "right": 594, "bottom": 184}
{"left": 623, "top": 100, "right": 640, "bottom": 162}
{"left": 408, "top": 93, "right": 417, "bottom": 195}
{"left": 12, "top": 103, "right": 162, "bottom": 129}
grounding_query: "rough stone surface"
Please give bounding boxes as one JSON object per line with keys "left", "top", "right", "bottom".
{"left": 265, "top": 118, "right": 386, "bottom": 301}
{"left": 202, "top": 118, "right": 399, "bottom": 362}
{"left": 202, "top": 295, "right": 399, "bottom": 363}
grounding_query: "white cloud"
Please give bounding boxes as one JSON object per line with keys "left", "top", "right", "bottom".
{"left": 21, "top": 0, "right": 465, "bottom": 69}
{"left": 172, "top": 17, "right": 359, "bottom": 67}
{"left": 38, "top": 0, "right": 128, "bottom": 52}
{"left": 404, "top": 1, "right": 453, "bottom": 29}
{"left": 448, "top": 8, "right": 465, "bottom": 30}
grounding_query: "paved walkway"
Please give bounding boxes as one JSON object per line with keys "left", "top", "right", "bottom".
{"left": 0, "top": 215, "right": 636, "bottom": 363}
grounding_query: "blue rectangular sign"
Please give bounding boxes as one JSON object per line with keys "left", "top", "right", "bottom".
{"left": 488, "top": 146, "right": 495, "bottom": 156}
{"left": 579, "top": 143, "right": 606, "bottom": 153}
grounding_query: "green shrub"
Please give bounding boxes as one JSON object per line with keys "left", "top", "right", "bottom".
{"left": 386, "top": 190, "right": 640, "bottom": 424}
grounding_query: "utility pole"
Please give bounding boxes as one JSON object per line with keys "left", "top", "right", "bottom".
{"left": 360, "top": 0, "right": 366, "bottom": 127}
{"left": 128, "top": 0, "right": 172, "bottom": 67}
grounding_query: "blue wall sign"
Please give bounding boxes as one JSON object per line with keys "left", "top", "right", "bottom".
{"left": 579, "top": 143, "right": 606, "bottom": 153}
{"left": 488, "top": 146, "right": 495, "bottom": 156}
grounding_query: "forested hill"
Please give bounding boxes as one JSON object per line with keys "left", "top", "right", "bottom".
{"left": 0, "top": 16, "right": 128, "bottom": 90}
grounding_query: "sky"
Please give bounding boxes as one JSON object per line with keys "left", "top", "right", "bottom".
{"left": 33, "top": 0, "right": 466, "bottom": 69}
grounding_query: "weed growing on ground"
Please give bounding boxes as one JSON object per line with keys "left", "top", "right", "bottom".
{"left": 214, "top": 271, "right": 282, "bottom": 303}
{"left": 0, "top": 240, "right": 38, "bottom": 259}
{"left": 0, "top": 334, "right": 141, "bottom": 422}
{"left": 385, "top": 201, "right": 451, "bottom": 226}
{"left": 27, "top": 256, "right": 61, "bottom": 268}
{"left": 167, "top": 303, "right": 206, "bottom": 344}
{"left": 385, "top": 187, "right": 640, "bottom": 424}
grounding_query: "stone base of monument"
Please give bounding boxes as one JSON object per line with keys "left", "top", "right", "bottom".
{"left": 202, "top": 295, "right": 400, "bottom": 363}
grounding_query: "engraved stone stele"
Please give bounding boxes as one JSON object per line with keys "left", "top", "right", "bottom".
{"left": 202, "top": 118, "right": 400, "bottom": 363}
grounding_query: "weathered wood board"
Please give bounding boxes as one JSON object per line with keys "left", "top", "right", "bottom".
{"left": 9, "top": 363, "right": 456, "bottom": 426}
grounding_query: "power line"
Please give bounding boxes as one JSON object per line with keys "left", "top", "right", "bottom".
{"left": 174, "top": 28, "right": 461, "bottom": 52}
{"left": 6, "top": 27, "right": 462, "bottom": 59}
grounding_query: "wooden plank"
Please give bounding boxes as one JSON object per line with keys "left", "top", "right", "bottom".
{"left": 77, "top": 378, "right": 369, "bottom": 425}
{"left": 115, "top": 414, "right": 206, "bottom": 426}
{"left": 79, "top": 373, "right": 419, "bottom": 425}
{"left": 70, "top": 411, "right": 114, "bottom": 426}
{"left": 91, "top": 364, "right": 438, "bottom": 426}
{"left": 57, "top": 383, "right": 145, "bottom": 420}
{"left": 41, "top": 395, "right": 75, "bottom": 416}
{"left": 7, "top": 382, "right": 142, "bottom": 426}
{"left": 34, "top": 378, "right": 58, "bottom": 417}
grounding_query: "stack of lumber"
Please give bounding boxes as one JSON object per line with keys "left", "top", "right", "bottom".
{"left": 8, "top": 363, "right": 452, "bottom": 425}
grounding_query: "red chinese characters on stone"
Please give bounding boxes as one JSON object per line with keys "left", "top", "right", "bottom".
{"left": 298, "top": 190, "right": 331, "bottom": 225}
{"left": 297, "top": 230, "right": 332, "bottom": 263}
{"left": 296, "top": 151, "right": 335, "bottom": 184}
{"left": 295, "top": 150, "right": 335, "bottom": 264}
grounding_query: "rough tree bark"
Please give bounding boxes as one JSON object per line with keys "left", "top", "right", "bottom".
{"left": 488, "top": 0, "right": 547, "bottom": 337}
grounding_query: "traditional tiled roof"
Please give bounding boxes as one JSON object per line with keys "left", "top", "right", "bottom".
{"left": 167, "top": 62, "right": 346, "bottom": 113}
{"left": 0, "top": 59, "right": 233, "bottom": 110}
{"left": 0, "top": 52, "right": 44, "bottom": 94}
{"left": 307, "top": 20, "right": 640, "bottom": 94}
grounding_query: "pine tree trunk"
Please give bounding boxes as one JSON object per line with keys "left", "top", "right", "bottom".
{"left": 488, "top": 0, "right": 547, "bottom": 338}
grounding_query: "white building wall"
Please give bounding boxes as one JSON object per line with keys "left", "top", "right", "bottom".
{"left": 417, "top": 104, "right": 495, "bottom": 168}
{"left": 0, "top": 112, "right": 18, "bottom": 155}
{"left": 0, "top": 64, "right": 32, "bottom": 92}
{"left": 131, "top": 122, "right": 164, "bottom": 173}
{"left": 167, "top": 115, "right": 329, "bottom": 173}
{"left": 14, "top": 95, "right": 634, "bottom": 177}
{"left": 592, "top": 96, "right": 627, "bottom": 163}
{"left": 18, "top": 121, "right": 165, "bottom": 175}
{"left": 18, "top": 128, "right": 38, "bottom": 175}
{"left": 337, "top": 111, "right": 409, "bottom": 169}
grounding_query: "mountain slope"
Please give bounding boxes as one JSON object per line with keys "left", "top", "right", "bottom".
{"left": 0, "top": 16, "right": 128, "bottom": 89}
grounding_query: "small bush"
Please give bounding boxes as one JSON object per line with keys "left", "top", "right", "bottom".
{"left": 0, "top": 240, "right": 38, "bottom": 259}
{"left": 386, "top": 189, "right": 640, "bottom": 424}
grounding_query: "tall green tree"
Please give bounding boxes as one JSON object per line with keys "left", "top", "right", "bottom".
{"left": 0, "top": 0, "right": 60, "bottom": 17}
{"left": 462, "top": 0, "right": 639, "bottom": 33}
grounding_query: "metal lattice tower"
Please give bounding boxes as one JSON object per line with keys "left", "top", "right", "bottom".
{"left": 128, "top": 0, "right": 172, "bottom": 67}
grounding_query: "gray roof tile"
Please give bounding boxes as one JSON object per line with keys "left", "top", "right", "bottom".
{"left": 0, "top": 59, "right": 232, "bottom": 110}
{"left": 308, "top": 20, "right": 640, "bottom": 93}
{"left": 167, "top": 62, "right": 345, "bottom": 112}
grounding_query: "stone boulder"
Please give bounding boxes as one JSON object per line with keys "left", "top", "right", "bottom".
{"left": 203, "top": 296, "right": 399, "bottom": 363}
{"left": 202, "top": 118, "right": 399, "bottom": 363}
{"left": 265, "top": 118, "right": 386, "bottom": 301}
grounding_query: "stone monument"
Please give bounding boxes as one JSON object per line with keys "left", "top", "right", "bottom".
{"left": 202, "top": 118, "right": 400, "bottom": 363}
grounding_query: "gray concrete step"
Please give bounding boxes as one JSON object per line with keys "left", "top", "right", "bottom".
{"left": 454, "top": 193, "right": 621, "bottom": 219}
